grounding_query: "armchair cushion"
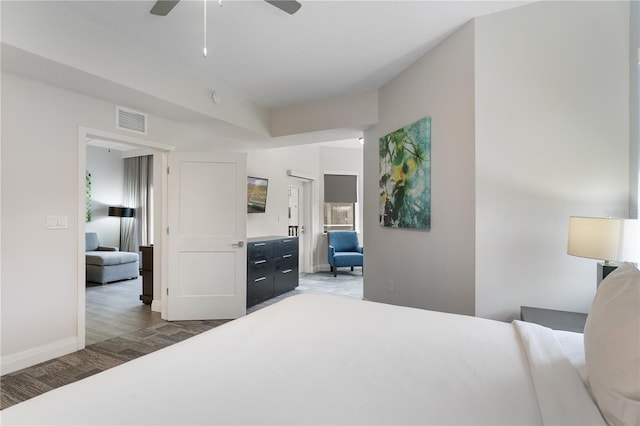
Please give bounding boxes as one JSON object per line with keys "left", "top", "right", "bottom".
{"left": 328, "top": 230, "right": 362, "bottom": 253}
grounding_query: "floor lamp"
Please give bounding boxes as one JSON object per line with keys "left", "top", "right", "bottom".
{"left": 108, "top": 206, "right": 135, "bottom": 250}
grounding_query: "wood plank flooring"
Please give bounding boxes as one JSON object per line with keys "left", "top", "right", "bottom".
{"left": 86, "top": 278, "right": 164, "bottom": 346}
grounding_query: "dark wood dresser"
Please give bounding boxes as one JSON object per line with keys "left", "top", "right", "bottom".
{"left": 139, "top": 245, "right": 153, "bottom": 305}
{"left": 247, "top": 236, "right": 299, "bottom": 307}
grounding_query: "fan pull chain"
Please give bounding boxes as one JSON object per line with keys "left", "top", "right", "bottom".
{"left": 203, "top": 0, "right": 207, "bottom": 57}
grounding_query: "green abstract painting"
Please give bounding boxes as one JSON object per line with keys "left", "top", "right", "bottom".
{"left": 379, "top": 116, "right": 431, "bottom": 230}
{"left": 86, "top": 171, "right": 92, "bottom": 222}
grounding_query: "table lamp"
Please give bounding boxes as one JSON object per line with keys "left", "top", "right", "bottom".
{"left": 567, "top": 216, "right": 640, "bottom": 285}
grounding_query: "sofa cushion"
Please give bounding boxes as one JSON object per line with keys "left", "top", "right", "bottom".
{"left": 86, "top": 251, "right": 139, "bottom": 266}
{"left": 86, "top": 232, "right": 100, "bottom": 251}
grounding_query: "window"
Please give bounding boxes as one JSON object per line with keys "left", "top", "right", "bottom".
{"left": 323, "top": 173, "right": 357, "bottom": 233}
{"left": 324, "top": 202, "right": 355, "bottom": 232}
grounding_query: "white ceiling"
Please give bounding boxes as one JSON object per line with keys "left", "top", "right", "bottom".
{"left": 53, "top": 0, "right": 530, "bottom": 109}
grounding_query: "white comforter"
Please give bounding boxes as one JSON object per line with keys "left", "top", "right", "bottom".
{"left": 1, "top": 294, "right": 604, "bottom": 425}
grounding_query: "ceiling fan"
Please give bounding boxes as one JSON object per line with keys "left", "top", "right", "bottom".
{"left": 150, "top": 0, "right": 302, "bottom": 16}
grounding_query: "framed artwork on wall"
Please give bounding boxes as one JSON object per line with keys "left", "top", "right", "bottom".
{"left": 379, "top": 116, "right": 431, "bottom": 230}
{"left": 86, "top": 171, "right": 92, "bottom": 222}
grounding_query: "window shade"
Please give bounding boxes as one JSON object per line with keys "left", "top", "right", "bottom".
{"left": 324, "top": 174, "right": 357, "bottom": 203}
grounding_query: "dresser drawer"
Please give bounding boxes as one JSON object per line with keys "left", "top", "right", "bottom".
{"left": 273, "top": 237, "right": 298, "bottom": 258}
{"left": 247, "top": 275, "right": 274, "bottom": 306}
{"left": 274, "top": 255, "right": 297, "bottom": 271}
{"left": 248, "top": 258, "right": 273, "bottom": 280}
{"left": 248, "top": 241, "right": 273, "bottom": 260}
{"left": 274, "top": 267, "right": 298, "bottom": 295}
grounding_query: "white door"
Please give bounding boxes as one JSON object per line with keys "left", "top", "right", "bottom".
{"left": 166, "top": 152, "right": 247, "bottom": 320}
{"left": 288, "top": 185, "right": 302, "bottom": 268}
{"left": 288, "top": 181, "right": 311, "bottom": 273}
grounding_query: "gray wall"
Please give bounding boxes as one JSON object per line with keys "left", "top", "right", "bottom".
{"left": 474, "top": 1, "right": 630, "bottom": 320}
{"left": 363, "top": 1, "right": 631, "bottom": 321}
{"left": 363, "top": 22, "right": 476, "bottom": 316}
{"left": 631, "top": 0, "right": 640, "bottom": 219}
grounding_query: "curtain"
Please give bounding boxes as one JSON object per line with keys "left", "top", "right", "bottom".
{"left": 121, "top": 155, "right": 153, "bottom": 253}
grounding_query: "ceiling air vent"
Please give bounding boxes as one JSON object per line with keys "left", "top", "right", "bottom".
{"left": 116, "top": 106, "right": 147, "bottom": 135}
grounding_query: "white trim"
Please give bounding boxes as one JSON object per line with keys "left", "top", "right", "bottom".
{"left": 78, "top": 126, "right": 174, "bottom": 350}
{"left": 323, "top": 169, "right": 358, "bottom": 176}
{"left": 317, "top": 262, "right": 332, "bottom": 272}
{"left": 80, "top": 127, "right": 175, "bottom": 152}
{"left": 1, "top": 337, "right": 77, "bottom": 375}
{"left": 151, "top": 299, "right": 162, "bottom": 313}
{"left": 77, "top": 129, "right": 87, "bottom": 350}
{"left": 287, "top": 169, "right": 315, "bottom": 181}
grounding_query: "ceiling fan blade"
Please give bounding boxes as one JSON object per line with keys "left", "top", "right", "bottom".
{"left": 150, "top": 0, "right": 180, "bottom": 16}
{"left": 264, "top": 0, "right": 301, "bottom": 15}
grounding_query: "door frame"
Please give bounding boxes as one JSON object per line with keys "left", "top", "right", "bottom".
{"left": 77, "top": 126, "right": 175, "bottom": 349}
{"left": 287, "top": 176, "right": 315, "bottom": 273}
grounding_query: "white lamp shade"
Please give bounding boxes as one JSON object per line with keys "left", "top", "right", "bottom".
{"left": 619, "top": 219, "right": 640, "bottom": 262}
{"left": 567, "top": 217, "right": 640, "bottom": 262}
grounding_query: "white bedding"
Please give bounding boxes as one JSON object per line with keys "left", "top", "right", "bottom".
{"left": 1, "top": 294, "right": 604, "bottom": 425}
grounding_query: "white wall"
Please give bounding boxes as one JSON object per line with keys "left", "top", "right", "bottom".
{"left": 318, "top": 145, "right": 365, "bottom": 269}
{"left": 1, "top": 1, "right": 271, "bottom": 137}
{"left": 0, "top": 69, "right": 364, "bottom": 371}
{"left": 85, "top": 146, "right": 124, "bottom": 248}
{"left": 0, "top": 71, "right": 245, "bottom": 371}
{"left": 246, "top": 144, "right": 320, "bottom": 238}
{"left": 363, "top": 1, "right": 631, "bottom": 321}
{"left": 2, "top": 0, "right": 632, "bottom": 373}
{"left": 246, "top": 143, "right": 363, "bottom": 271}
{"left": 474, "top": 1, "right": 630, "bottom": 320}
{"left": 363, "top": 22, "right": 476, "bottom": 316}
{"left": 631, "top": 0, "right": 640, "bottom": 219}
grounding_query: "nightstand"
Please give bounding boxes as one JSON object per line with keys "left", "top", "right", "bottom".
{"left": 520, "top": 306, "right": 588, "bottom": 333}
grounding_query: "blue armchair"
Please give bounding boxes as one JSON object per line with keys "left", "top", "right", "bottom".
{"left": 327, "top": 231, "right": 363, "bottom": 277}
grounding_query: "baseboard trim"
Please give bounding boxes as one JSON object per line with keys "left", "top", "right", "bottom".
{"left": 1, "top": 337, "right": 78, "bottom": 375}
{"left": 151, "top": 299, "right": 161, "bottom": 313}
{"left": 315, "top": 263, "right": 331, "bottom": 273}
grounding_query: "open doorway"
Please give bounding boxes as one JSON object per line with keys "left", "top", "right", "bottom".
{"left": 78, "top": 127, "right": 174, "bottom": 350}
{"left": 84, "top": 138, "right": 161, "bottom": 345}
{"left": 288, "top": 178, "right": 314, "bottom": 274}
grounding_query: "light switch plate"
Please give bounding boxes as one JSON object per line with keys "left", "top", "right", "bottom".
{"left": 46, "top": 216, "right": 68, "bottom": 229}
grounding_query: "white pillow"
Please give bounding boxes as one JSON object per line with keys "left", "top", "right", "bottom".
{"left": 584, "top": 262, "right": 640, "bottom": 425}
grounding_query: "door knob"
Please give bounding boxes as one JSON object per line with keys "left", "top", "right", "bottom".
{"left": 232, "top": 241, "right": 245, "bottom": 248}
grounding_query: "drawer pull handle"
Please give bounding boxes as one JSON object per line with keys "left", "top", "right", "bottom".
{"left": 282, "top": 269, "right": 293, "bottom": 274}
{"left": 254, "top": 276, "right": 267, "bottom": 282}
{"left": 253, "top": 260, "right": 267, "bottom": 265}
{"left": 253, "top": 243, "right": 266, "bottom": 247}
{"left": 282, "top": 239, "right": 292, "bottom": 243}
{"left": 282, "top": 254, "right": 292, "bottom": 258}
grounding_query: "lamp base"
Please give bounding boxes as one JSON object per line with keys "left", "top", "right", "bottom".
{"left": 597, "top": 262, "right": 618, "bottom": 287}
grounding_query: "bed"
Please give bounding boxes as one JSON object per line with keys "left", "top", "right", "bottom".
{"left": 2, "top": 263, "right": 638, "bottom": 425}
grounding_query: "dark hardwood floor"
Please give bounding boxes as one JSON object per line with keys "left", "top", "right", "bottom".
{"left": 86, "top": 277, "right": 165, "bottom": 346}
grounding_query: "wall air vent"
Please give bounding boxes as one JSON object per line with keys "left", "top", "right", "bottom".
{"left": 116, "top": 106, "right": 147, "bottom": 135}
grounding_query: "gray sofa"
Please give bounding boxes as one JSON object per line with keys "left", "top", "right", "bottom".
{"left": 86, "top": 232, "right": 139, "bottom": 284}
